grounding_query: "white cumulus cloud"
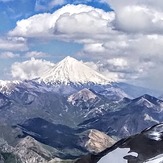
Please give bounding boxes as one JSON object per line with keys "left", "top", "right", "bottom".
{"left": 114, "top": 5, "right": 163, "bottom": 34}
{"left": 8, "top": 2, "right": 163, "bottom": 90}
{"left": 9, "top": 4, "right": 115, "bottom": 39}
{"left": 25, "top": 51, "right": 49, "bottom": 58}
{"left": 0, "top": 37, "right": 28, "bottom": 51}
{"left": 106, "top": 0, "right": 163, "bottom": 34}
{"left": 0, "top": 52, "right": 20, "bottom": 59}
{"left": 11, "top": 58, "right": 55, "bottom": 80}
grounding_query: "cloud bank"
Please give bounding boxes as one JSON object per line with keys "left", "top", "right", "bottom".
{"left": 11, "top": 58, "right": 55, "bottom": 80}
{"left": 8, "top": 2, "right": 163, "bottom": 90}
{"left": 0, "top": 37, "right": 28, "bottom": 51}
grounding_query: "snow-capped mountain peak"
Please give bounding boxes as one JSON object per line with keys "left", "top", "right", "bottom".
{"left": 38, "top": 56, "right": 113, "bottom": 85}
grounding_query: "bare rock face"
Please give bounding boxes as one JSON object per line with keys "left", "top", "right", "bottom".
{"left": 68, "top": 88, "right": 99, "bottom": 106}
{"left": 0, "top": 138, "right": 14, "bottom": 153}
{"left": 0, "top": 135, "right": 76, "bottom": 163}
{"left": 0, "top": 138, "right": 20, "bottom": 163}
{"left": 14, "top": 136, "right": 52, "bottom": 163}
{"left": 0, "top": 127, "right": 116, "bottom": 163}
{"left": 83, "top": 129, "right": 116, "bottom": 154}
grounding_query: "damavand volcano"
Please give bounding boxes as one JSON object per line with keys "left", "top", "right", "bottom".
{"left": 38, "top": 56, "right": 114, "bottom": 85}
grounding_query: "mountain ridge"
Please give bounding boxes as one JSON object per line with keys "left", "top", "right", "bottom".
{"left": 76, "top": 123, "right": 163, "bottom": 163}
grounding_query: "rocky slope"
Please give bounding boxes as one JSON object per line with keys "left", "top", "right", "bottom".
{"left": 0, "top": 135, "right": 75, "bottom": 163}
{"left": 77, "top": 123, "right": 163, "bottom": 163}
{"left": 17, "top": 117, "right": 116, "bottom": 159}
{"left": 79, "top": 94, "right": 163, "bottom": 138}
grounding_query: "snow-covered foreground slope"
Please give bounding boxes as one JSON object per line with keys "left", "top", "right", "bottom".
{"left": 77, "top": 123, "right": 163, "bottom": 163}
{"left": 97, "top": 148, "right": 163, "bottom": 163}
{"left": 98, "top": 148, "right": 138, "bottom": 163}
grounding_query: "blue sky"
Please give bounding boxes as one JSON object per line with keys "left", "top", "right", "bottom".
{"left": 0, "top": 0, "right": 111, "bottom": 32}
{"left": 0, "top": 0, "right": 112, "bottom": 78}
{"left": 0, "top": 0, "right": 34, "bottom": 32}
{"left": 1, "top": 0, "right": 163, "bottom": 91}
{"left": 0, "top": 0, "right": 111, "bottom": 60}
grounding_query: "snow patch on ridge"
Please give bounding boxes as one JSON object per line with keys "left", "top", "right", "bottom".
{"left": 0, "top": 80, "right": 21, "bottom": 94}
{"left": 144, "top": 114, "right": 159, "bottom": 123}
{"left": 98, "top": 148, "right": 138, "bottom": 163}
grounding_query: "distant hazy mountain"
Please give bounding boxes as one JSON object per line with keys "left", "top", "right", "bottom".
{"left": 116, "top": 82, "right": 161, "bottom": 98}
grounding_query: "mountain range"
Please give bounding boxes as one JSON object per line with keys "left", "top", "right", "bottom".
{"left": 0, "top": 56, "right": 162, "bottom": 162}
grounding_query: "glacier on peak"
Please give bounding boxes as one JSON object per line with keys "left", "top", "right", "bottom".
{"left": 38, "top": 56, "right": 113, "bottom": 85}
